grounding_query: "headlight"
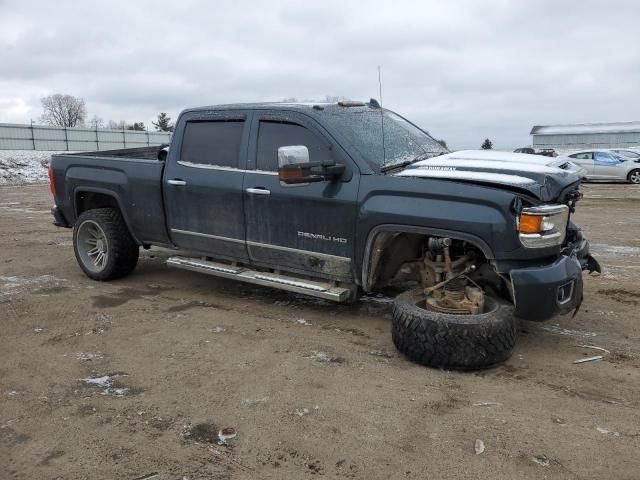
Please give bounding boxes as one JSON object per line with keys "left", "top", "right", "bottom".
{"left": 518, "top": 204, "right": 569, "bottom": 248}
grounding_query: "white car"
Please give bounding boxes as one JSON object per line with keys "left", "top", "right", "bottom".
{"left": 561, "top": 150, "right": 640, "bottom": 184}
{"left": 610, "top": 148, "right": 640, "bottom": 161}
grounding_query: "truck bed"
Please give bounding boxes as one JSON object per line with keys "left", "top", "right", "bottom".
{"left": 50, "top": 147, "right": 171, "bottom": 246}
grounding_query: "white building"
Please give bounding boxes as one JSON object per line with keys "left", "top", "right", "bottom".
{"left": 531, "top": 121, "right": 640, "bottom": 153}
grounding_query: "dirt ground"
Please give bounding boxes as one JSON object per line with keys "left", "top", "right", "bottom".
{"left": 1, "top": 183, "right": 639, "bottom": 480}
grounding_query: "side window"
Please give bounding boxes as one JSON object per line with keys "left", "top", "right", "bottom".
{"left": 594, "top": 152, "right": 618, "bottom": 164}
{"left": 570, "top": 152, "right": 592, "bottom": 160}
{"left": 181, "top": 120, "right": 244, "bottom": 167}
{"left": 256, "top": 120, "right": 333, "bottom": 171}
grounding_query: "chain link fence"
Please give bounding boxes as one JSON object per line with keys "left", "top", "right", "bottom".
{"left": 0, "top": 123, "right": 171, "bottom": 151}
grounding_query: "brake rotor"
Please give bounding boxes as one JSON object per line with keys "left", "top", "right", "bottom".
{"left": 423, "top": 279, "right": 485, "bottom": 315}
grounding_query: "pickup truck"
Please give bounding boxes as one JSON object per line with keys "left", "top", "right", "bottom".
{"left": 49, "top": 100, "right": 600, "bottom": 370}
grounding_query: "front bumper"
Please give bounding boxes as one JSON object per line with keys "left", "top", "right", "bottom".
{"left": 509, "top": 231, "right": 599, "bottom": 321}
{"left": 511, "top": 254, "right": 583, "bottom": 321}
{"left": 51, "top": 205, "right": 71, "bottom": 228}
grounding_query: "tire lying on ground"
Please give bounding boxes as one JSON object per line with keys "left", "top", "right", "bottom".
{"left": 391, "top": 288, "right": 517, "bottom": 370}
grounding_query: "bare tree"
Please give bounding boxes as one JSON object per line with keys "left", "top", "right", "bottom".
{"left": 39, "top": 94, "right": 87, "bottom": 127}
{"left": 88, "top": 115, "right": 104, "bottom": 129}
{"left": 107, "top": 120, "right": 126, "bottom": 130}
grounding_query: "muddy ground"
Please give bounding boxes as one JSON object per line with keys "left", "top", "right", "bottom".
{"left": 1, "top": 183, "right": 639, "bottom": 479}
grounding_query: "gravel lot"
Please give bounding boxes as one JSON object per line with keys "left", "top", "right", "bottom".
{"left": 1, "top": 183, "right": 639, "bottom": 479}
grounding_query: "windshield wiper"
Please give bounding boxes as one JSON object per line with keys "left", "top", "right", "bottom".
{"left": 380, "top": 153, "right": 435, "bottom": 173}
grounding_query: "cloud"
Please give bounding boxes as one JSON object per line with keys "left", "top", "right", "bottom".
{"left": 0, "top": 0, "right": 639, "bottom": 148}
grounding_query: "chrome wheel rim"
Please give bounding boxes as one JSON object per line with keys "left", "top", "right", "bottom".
{"left": 77, "top": 220, "right": 109, "bottom": 272}
{"left": 630, "top": 171, "right": 640, "bottom": 184}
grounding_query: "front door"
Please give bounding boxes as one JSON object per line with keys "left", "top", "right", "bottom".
{"left": 593, "top": 151, "right": 622, "bottom": 179}
{"left": 163, "top": 111, "right": 250, "bottom": 261}
{"left": 243, "top": 112, "right": 359, "bottom": 281}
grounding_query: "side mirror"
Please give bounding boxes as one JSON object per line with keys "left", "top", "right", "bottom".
{"left": 277, "top": 145, "right": 345, "bottom": 185}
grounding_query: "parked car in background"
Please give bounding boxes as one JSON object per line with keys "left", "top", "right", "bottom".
{"left": 514, "top": 147, "right": 557, "bottom": 157}
{"left": 562, "top": 150, "right": 640, "bottom": 184}
{"left": 610, "top": 149, "right": 640, "bottom": 161}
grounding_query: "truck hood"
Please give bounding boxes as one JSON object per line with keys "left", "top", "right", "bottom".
{"left": 394, "top": 150, "right": 584, "bottom": 201}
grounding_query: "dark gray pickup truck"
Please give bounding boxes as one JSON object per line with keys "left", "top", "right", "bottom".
{"left": 49, "top": 101, "right": 600, "bottom": 369}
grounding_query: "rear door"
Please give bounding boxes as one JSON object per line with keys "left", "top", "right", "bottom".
{"left": 163, "top": 111, "right": 251, "bottom": 261}
{"left": 242, "top": 111, "right": 359, "bottom": 282}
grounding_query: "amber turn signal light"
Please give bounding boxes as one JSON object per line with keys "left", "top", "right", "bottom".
{"left": 519, "top": 214, "right": 543, "bottom": 234}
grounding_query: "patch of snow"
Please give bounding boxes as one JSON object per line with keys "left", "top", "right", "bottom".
{"left": 396, "top": 168, "right": 538, "bottom": 186}
{"left": 81, "top": 375, "right": 111, "bottom": 388}
{"left": 0, "top": 150, "right": 75, "bottom": 185}
{"left": 76, "top": 352, "right": 103, "bottom": 361}
{"left": 80, "top": 374, "right": 129, "bottom": 397}
{"left": 540, "top": 324, "right": 596, "bottom": 337}
{"left": 531, "top": 455, "right": 550, "bottom": 467}
{"left": 305, "top": 350, "right": 342, "bottom": 363}
{"left": 590, "top": 244, "right": 640, "bottom": 257}
{"left": 0, "top": 275, "right": 65, "bottom": 297}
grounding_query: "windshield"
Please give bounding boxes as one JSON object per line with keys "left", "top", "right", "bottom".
{"left": 322, "top": 107, "right": 448, "bottom": 170}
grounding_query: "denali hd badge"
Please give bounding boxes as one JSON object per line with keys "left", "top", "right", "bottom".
{"left": 298, "top": 231, "right": 347, "bottom": 244}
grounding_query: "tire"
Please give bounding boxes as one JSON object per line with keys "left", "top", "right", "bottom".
{"left": 628, "top": 169, "right": 640, "bottom": 184}
{"left": 391, "top": 288, "right": 516, "bottom": 370}
{"left": 73, "top": 208, "right": 139, "bottom": 281}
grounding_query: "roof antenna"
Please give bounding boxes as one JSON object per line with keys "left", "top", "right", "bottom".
{"left": 378, "top": 65, "right": 387, "bottom": 166}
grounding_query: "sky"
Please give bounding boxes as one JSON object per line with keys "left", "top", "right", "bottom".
{"left": 1, "top": 0, "right": 639, "bottom": 150}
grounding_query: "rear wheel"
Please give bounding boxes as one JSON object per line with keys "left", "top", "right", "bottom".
{"left": 391, "top": 288, "right": 516, "bottom": 370}
{"left": 73, "top": 208, "right": 139, "bottom": 281}
{"left": 628, "top": 169, "right": 640, "bottom": 184}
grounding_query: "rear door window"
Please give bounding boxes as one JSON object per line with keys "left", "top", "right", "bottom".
{"left": 256, "top": 120, "right": 333, "bottom": 171}
{"left": 181, "top": 120, "right": 244, "bottom": 168}
{"left": 570, "top": 152, "right": 593, "bottom": 160}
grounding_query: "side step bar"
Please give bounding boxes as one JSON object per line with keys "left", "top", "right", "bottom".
{"left": 166, "top": 256, "right": 352, "bottom": 302}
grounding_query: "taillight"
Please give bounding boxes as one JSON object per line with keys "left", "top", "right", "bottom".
{"left": 48, "top": 165, "right": 57, "bottom": 198}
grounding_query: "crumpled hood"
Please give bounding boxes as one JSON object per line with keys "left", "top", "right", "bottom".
{"left": 394, "top": 150, "right": 584, "bottom": 201}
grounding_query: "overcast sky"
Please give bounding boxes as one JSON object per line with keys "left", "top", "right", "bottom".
{"left": 1, "top": 0, "right": 639, "bottom": 149}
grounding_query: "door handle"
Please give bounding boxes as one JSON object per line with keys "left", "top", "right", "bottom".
{"left": 168, "top": 179, "right": 187, "bottom": 186}
{"left": 246, "top": 187, "right": 271, "bottom": 195}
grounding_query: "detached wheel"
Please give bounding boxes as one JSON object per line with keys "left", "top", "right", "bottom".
{"left": 73, "top": 208, "right": 139, "bottom": 281}
{"left": 628, "top": 169, "right": 640, "bottom": 184}
{"left": 391, "top": 289, "right": 516, "bottom": 370}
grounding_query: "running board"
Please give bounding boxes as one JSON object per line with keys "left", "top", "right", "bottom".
{"left": 166, "top": 256, "right": 351, "bottom": 302}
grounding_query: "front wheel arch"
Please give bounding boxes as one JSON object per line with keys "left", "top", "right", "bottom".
{"left": 360, "top": 224, "right": 495, "bottom": 292}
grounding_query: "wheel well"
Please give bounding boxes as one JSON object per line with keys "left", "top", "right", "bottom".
{"left": 364, "top": 230, "right": 506, "bottom": 298}
{"left": 76, "top": 191, "right": 119, "bottom": 216}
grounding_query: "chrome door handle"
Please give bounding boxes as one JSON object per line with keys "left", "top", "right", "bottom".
{"left": 246, "top": 187, "right": 271, "bottom": 195}
{"left": 168, "top": 179, "right": 187, "bottom": 186}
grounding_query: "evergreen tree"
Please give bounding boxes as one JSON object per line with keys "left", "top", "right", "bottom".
{"left": 436, "top": 139, "right": 448, "bottom": 149}
{"left": 481, "top": 138, "right": 493, "bottom": 150}
{"left": 152, "top": 112, "right": 174, "bottom": 132}
{"left": 127, "top": 122, "right": 146, "bottom": 131}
